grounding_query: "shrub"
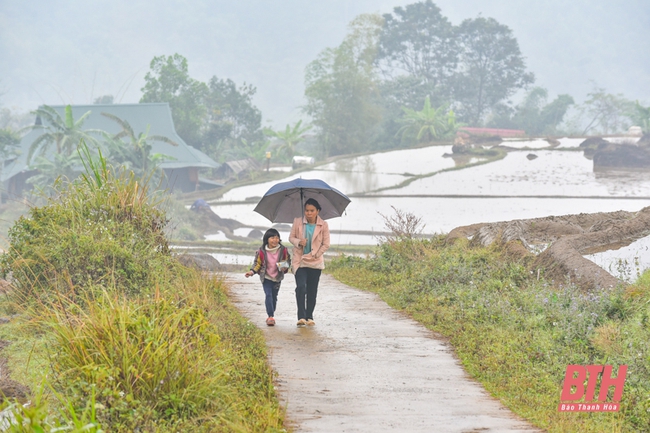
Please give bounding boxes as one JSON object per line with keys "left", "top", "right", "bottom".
{"left": 329, "top": 236, "right": 650, "bottom": 432}
{"left": 0, "top": 149, "right": 175, "bottom": 303}
{"left": 0, "top": 145, "right": 286, "bottom": 431}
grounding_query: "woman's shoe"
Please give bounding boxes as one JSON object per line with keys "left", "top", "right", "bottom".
{"left": 306, "top": 319, "right": 315, "bottom": 326}
{"left": 297, "top": 318, "right": 307, "bottom": 327}
{"left": 266, "top": 317, "right": 275, "bottom": 326}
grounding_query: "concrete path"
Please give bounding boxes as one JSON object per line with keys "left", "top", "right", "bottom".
{"left": 226, "top": 273, "right": 542, "bottom": 432}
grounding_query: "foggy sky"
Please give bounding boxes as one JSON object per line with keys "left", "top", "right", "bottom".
{"left": 1, "top": 0, "right": 648, "bottom": 128}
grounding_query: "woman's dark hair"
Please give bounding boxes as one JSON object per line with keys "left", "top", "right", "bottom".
{"left": 304, "top": 198, "right": 321, "bottom": 211}
{"left": 262, "top": 228, "right": 281, "bottom": 248}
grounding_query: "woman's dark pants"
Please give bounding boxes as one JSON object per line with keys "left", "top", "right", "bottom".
{"left": 262, "top": 278, "right": 280, "bottom": 317}
{"left": 295, "top": 267, "right": 321, "bottom": 320}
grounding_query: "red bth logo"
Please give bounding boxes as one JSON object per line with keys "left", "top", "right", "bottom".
{"left": 558, "top": 365, "right": 627, "bottom": 412}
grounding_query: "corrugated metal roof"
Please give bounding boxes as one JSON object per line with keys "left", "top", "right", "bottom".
{"left": 224, "top": 158, "right": 260, "bottom": 174}
{"left": 2, "top": 103, "right": 220, "bottom": 182}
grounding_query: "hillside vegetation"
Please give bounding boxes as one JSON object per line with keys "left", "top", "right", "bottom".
{"left": 329, "top": 215, "right": 650, "bottom": 432}
{"left": 0, "top": 150, "right": 285, "bottom": 432}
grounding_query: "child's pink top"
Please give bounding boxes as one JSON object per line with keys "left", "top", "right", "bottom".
{"left": 265, "top": 246, "right": 280, "bottom": 281}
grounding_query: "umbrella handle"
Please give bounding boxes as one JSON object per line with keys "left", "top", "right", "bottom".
{"left": 300, "top": 188, "right": 305, "bottom": 227}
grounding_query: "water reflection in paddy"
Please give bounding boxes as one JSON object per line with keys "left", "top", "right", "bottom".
{"left": 585, "top": 235, "right": 650, "bottom": 282}
{"left": 317, "top": 145, "right": 457, "bottom": 176}
{"left": 386, "top": 150, "right": 650, "bottom": 197}
{"left": 217, "top": 145, "right": 463, "bottom": 201}
{"left": 207, "top": 141, "right": 650, "bottom": 275}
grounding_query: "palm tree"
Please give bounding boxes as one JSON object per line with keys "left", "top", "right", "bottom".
{"left": 100, "top": 112, "right": 178, "bottom": 178}
{"left": 264, "top": 120, "right": 312, "bottom": 160}
{"left": 396, "top": 96, "right": 459, "bottom": 144}
{"left": 27, "top": 105, "right": 102, "bottom": 163}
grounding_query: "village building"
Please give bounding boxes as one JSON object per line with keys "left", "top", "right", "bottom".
{"left": 214, "top": 158, "right": 261, "bottom": 182}
{"left": 1, "top": 103, "right": 221, "bottom": 199}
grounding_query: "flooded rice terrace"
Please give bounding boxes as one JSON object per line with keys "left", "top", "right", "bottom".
{"left": 207, "top": 137, "right": 650, "bottom": 279}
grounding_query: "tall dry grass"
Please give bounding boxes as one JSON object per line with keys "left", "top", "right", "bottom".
{"left": 0, "top": 143, "right": 286, "bottom": 431}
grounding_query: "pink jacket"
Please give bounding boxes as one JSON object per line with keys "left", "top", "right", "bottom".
{"left": 289, "top": 216, "right": 330, "bottom": 273}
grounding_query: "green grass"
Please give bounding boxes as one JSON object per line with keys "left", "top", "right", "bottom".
{"left": 328, "top": 237, "right": 650, "bottom": 433}
{"left": 0, "top": 145, "right": 286, "bottom": 432}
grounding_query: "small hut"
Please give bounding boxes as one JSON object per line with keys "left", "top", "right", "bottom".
{"left": 215, "top": 158, "right": 261, "bottom": 182}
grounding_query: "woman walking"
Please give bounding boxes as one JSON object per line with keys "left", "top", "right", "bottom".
{"left": 289, "top": 198, "right": 330, "bottom": 327}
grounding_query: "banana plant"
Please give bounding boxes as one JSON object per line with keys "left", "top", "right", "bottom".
{"left": 396, "top": 96, "right": 459, "bottom": 144}
{"left": 100, "top": 112, "right": 177, "bottom": 180}
{"left": 27, "top": 105, "right": 102, "bottom": 163}
{"left": 264, "top": 120, "right": 312, "bottom": 160}
{"left": 26, "top": 152, "right": 83, "bottom": 191}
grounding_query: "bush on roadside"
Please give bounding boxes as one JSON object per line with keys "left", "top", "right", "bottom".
{"left": 0, "top": 151, "right": 175, "bottom": 304}
{"left": 0, "top": 145, "right": 286, "bottom": 431}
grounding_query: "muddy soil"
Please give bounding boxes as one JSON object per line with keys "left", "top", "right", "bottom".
{"left": 446, "top": 206, "right": 650, "bottom": 290}
{"left": 227, "top": 273, "right": 540, "bottom": 432}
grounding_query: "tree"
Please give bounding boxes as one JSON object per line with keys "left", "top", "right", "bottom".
{"left": 454, "top": 17, "right": 534, "bottom": 125}
{"left": 0, "top": 129, "right": 21, "bottom": 159}
{"left": 264, "top": 120, "right": 312, "bottom": 160}
{"left": 396, "top": 96, "right": 458, "bottom": 144}
{"left": 204, "top": 76, "right": 263, "bottom": 146}
{"left": 631, "top": 101, "right": 650, "bottom": 133}
{"left": 491, "top": 87, "right": 574, "bottom": 135}
{"left": 375, "top": 0, "right": 458, "bottom": 140}
{"left": 232, "top": 138, "right": 269, "bottom": 162}
{"left": 94, "top": 95, "right": 114, "bottom": 104}
{"left": 27, "top": 105, "right": 101, "bottom": 163}
{"left": 0, "top": 100, "right": 29, "bottom": 175}
{"left": 0, "top": 128, "right": 22, "bottom": 182}
{"left": 537, "top": 94, "right": 575, "bottom": 134}
{"left": 305, "top": 14, "right": 384, "bottom": 157}
{"left": 140, "top": 54, "right": 265, "bottom": 161}
{"left": 140, "top": 54, "right": 208, "bottom": 149}
{"left": 377, "top": 0, "right": 457, "bottom": 92}
{"left": 581, "top": 87, "right": 634, "bottom": 135}
{"left": 100, "top": 112, "right": 177, "bottom": 180}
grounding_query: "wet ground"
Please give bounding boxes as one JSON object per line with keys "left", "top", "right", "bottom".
{"left": 586, "top": 234, "right": 650, "bottom": 282}
{"left": 205, "top": 139, "right": 650, "bottom": 280}
{"left": 226, "top": 272, "right": 541, "bottom": 432}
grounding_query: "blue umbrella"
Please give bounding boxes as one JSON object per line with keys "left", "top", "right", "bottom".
{"left": 253, "top": 178, "right": 351, "bottom": 223}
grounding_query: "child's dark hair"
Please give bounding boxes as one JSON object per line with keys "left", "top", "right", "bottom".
{"left": 262, "top": 228, "right": 281, "bottom": 248}
{"left": 304, "top": 198, "right": 321, "bottom": 211}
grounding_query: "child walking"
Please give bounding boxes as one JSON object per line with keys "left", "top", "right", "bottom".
{"left": 245, "top": 228, "right": 291, "bottom": 326}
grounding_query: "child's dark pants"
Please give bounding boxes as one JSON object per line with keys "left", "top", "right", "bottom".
{"left": 262, "top": 278, "right": 280, "bottom": 317}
